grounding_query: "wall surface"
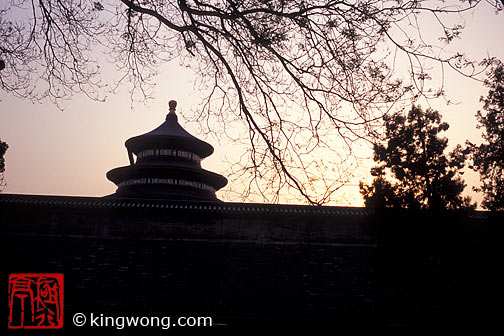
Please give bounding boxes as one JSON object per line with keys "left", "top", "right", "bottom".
{"left": 3, "top": 194, "right": 500, "bottom": 333}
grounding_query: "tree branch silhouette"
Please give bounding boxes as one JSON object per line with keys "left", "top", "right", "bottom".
{"left": 1, "top": 0, "right": 501, "bottom": 204}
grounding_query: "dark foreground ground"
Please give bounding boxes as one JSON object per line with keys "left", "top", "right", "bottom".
{"left": 3, "top": 194, "right": 501, "bottom": 334}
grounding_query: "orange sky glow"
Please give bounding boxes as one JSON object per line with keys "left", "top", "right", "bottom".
{"left": 1, "top": 3, "right": 503, "bottom": 207}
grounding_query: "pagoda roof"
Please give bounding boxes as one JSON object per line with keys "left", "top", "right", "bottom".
{"left": 125, "top": 103, "right": 214, "bottom": 158}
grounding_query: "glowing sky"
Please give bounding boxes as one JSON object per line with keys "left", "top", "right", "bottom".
{"left": 1, "top": 3, "right": 503, "bottom": 206}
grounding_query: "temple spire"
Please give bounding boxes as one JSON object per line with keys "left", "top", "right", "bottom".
{"left": 167, "top": 99, "right": 178, "bottom": 121}
{"left": 168, "top": 100, "right": 177, "bottom": 113}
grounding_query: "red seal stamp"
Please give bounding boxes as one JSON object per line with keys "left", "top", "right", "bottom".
{"left": 8, "top": 273, "right": 64, "bottom": 329}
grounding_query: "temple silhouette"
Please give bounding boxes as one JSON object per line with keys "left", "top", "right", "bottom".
{"left": 106, "top": 100, "right": 227, "bottom": 201}
{"left": 3, "top": 100, "right": 500, "bottom": 333}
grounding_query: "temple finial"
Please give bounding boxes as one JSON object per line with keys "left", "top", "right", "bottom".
{"left": 168, "top": 100, "right": 177, "bottom": 114}
{"left": 166, "top": 100, "right": 178, "bottom": 121}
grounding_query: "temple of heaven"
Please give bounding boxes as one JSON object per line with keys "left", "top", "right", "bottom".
{"left": 106, "top": 100, "right": 227, "bottom": 201}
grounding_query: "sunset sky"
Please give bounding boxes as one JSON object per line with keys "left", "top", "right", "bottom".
{"left": 1, "top": 2, "right": 503, "bottom": 206}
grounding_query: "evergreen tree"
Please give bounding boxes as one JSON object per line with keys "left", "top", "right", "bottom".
{"left": 468, "top": 61, "right": 504, "bottom": 210}
{"left": 360, "top": 106, "right": 473, "bottom": 210}
{"left": 0, "top": 139, "right": 8, "bottom": 191}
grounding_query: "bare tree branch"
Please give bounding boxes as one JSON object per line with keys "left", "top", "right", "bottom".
{"left": 1, "top": 0, "right": 501, "bottom": 204}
